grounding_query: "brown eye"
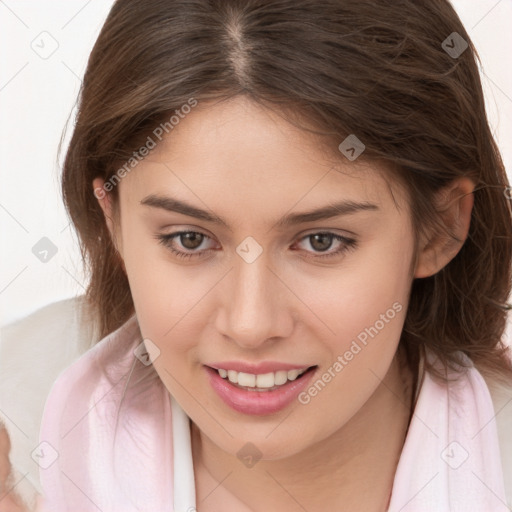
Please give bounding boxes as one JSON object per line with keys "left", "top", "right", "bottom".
{"left": 180, "top": 232, "right": 204, "bottom": 250}
{"left": 309, "top": 233, "right": 334, "bottom": 252}
{"left": 155, "top": 230, "right": 217, "bottom": 261}
{"left": 293, "top": 232, "right": 357, "bottom": 260}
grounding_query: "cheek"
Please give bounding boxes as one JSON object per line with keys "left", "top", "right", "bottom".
{"left": 120, "top": 223, "right": 209, "bottom": 357}
{"left": 293, "top": 230, "right": 413, "bottom": 353}
{"left": 289, "top": 235, "right": 413, "bottom": 424}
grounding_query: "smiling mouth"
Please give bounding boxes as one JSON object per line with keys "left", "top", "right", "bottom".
{"left": 208, "top": 365, "right": 317, "bottom": 392}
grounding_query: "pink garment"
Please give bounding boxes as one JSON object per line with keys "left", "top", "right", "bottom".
{"left": 388, "top": 352, "right": 508, "bottom": 511}
{"left": 37, "top": 315, "right": 176, "bottom": 511}
{"left": 36, "top": 314, "right": 508, "bottom": 511}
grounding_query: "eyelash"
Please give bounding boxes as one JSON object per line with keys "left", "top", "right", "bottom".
{"left": 155, "top": 230, "right": 357, "bottom": 261}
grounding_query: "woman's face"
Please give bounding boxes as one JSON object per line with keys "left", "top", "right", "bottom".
{"left": 95, "top": 96, "right": 417, "bottom": 459}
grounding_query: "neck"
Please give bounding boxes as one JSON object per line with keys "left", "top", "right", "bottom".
{"left": 191, "top": 346, "right": 415, "bottom": 512}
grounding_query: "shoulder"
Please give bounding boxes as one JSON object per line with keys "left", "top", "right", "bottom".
{"left": 1, "top": 298, "right": 172, "bottom": 511}
{"left": 0, "top": 296, "right": 93, "bottom": 502}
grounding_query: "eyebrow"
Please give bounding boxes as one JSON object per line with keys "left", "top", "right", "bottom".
{"left": 140, "top": 194, "right": 379, "bottom": 229}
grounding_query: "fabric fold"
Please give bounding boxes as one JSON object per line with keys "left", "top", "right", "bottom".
{"left": 37, "top": 314, "right": 174, "bottom": 512}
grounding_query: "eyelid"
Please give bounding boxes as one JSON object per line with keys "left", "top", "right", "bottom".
{"left": 297, "top": 226, "right": 358, "bottom": 238}
{"left": 158, "top": 223, "right": 356, "bottom": 240}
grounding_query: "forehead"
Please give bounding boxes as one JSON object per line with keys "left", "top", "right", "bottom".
{"left": 119, "top": 97, "right": 407, "bottom": 217}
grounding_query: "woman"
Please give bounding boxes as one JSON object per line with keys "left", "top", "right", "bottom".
{"left": 22, "top": 0, "right": 512, "bottom": 510}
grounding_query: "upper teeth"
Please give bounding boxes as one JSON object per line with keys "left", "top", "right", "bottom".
{"left": 217, "top": 368, "right": 309, "bottom": 388}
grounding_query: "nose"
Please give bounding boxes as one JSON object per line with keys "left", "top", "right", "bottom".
{"left": 215, "top": 254, "right": 295, "bottom": 349}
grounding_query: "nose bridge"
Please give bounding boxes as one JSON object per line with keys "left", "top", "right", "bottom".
{"left": 217, "top": 253, "right": 292, "bottom": 347}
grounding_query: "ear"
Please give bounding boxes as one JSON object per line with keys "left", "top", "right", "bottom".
{"left": 92, "top": 177, "right": 124, "bottom": 259}
{"left": 414, "top": 177, "right": 475, "bottom": 278}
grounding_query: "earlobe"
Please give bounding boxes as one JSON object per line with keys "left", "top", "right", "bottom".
{"left": 92, "top": 177, "right": 114, "bottom": 229}
{"left": 92, "top": 177, "right": 123, "bottom": 256}
{"left": 414, "top": 177, "right": 475, "bottom": 279}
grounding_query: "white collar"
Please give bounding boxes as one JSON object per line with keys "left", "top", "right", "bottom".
{"left": 171, "top": 394, "right": 196, "bottom": 511}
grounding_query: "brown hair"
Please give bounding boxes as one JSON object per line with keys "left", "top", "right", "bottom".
{"left": 61, "top": 0, "right": 512, "bottom": 381}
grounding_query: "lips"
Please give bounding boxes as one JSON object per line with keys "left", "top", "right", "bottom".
{"left": 205, "top": 364, "right": 318, "bottom": 415}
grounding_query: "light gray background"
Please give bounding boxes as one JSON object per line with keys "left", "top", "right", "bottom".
{"left": 1, "top": 1, "right": 511, "bottom": 339}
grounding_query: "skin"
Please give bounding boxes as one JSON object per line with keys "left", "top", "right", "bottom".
{"left": 93, "top": 96, "right": 474, "bottom": 511}
{"left": 0, "top": 423, "right": 27, "bottom": 512}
